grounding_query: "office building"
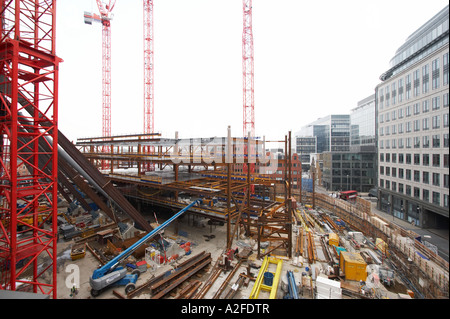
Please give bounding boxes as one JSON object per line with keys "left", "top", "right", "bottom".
{"left": 375, "top": 5, "right": 449, "bottom": 228}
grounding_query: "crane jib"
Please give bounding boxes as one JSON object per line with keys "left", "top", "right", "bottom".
{"left": 92, "top": 199, "right": 201, "bottom": 279}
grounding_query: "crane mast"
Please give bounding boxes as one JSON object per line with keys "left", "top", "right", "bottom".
{"left": 143, "top": 0, "right": 154, "bottom": 138}
{"left": 242, "top": 0, "right": 255, "bottom": 183}
{"left": 84, "top": 1, "right": 116, "bottom": 169}
{"left": 242, "top": 0, "right": 255, "bottom": 139}
{"left": 143, "top": 0, "right": 155, "bottom": 171}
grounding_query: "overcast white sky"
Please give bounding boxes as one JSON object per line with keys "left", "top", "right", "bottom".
{"left": 56, "top": 0, "right": 448, "bottom": 143}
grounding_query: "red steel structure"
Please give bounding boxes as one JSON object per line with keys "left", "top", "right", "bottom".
{"left": 143, "top": 0, "right": 155, "bottom": 171}
{"left": 0, "top": 0, "right": 61, "bottom": 297}
{"left": 242, "top": 0, "right": 255, "bottom": 139}
{"left": 242, "top": 0, "right": 255, "bottom": 185}
{"left": 143, "top": 0, "right": 154, "bottom": 139}
{"left": 84, "top": 1, "right": 116, "bottom": 168}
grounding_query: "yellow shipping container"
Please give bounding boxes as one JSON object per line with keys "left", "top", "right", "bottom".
{"left": 328, "top": 233, "right": 339, "bottom": 247}
{"left": 339, "top": 251, "right": 367, "bottom": 282}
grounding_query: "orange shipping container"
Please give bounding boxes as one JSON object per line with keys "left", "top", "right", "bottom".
{"left": 339, "top": 251, "right": 367, "bottom": 282}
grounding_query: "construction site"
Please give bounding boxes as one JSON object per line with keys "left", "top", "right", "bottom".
{"left": 0, "top": 1, "right": 449, "bottom": 302}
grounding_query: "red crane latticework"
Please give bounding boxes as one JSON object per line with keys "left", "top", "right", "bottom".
{"left": 0, "top": 0, "right": 61, "bottom": 298}
{"left": 93, "top": 1, "right": 116, "bottom": 168}
{"left": 242, "top": 0, "right": 255, "bottom": 181}
{"left": 143, "top": 0, "right": 154, "bottom": 137}
{"left": 143, "top": 0, "right": 155, "bottom": 171}
{"left": 242, "top": 0, "right": 255, "bottom": 139}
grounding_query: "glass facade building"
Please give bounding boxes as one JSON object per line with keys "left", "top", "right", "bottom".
{"left": 322, "top": 152, "right": 376, "bottom": 192}
{"left": 350, "top": 95, "right": 376, "bottom": 151}
{"left": 375, "top": 5, "right": 449, "bottom": 229}
{"left": 296, "top": 115, "right": 350, "bottom": 154}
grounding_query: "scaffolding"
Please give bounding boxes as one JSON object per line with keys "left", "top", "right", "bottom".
{"left": 75, "top": 129, "right": 296, "bottom": 258}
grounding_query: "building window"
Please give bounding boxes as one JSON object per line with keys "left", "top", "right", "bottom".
{"left": 423, "top": 189, "right": 429, "bottom": 202}
{"left": 432, "top": 58, "right": 440, "bottom": 90}
{"left": 413, "top": 103, "right": 420, "bottom": 115}
{"left": 423, "top": 154, "right": 430, "bottom": 166}
{"left": 414, "top": 154, "right": 420, "bottom": 165}
{"left": 422, "top": 117, "right": 429, "bottom": 130}
{"left": 444, "top": 134, "right": 449, "bottom": 147}
{"left": 422, "top": 64, "right": 429, "bottom": 93}
{"left": 392, "top": 83, "right": 396, "bottom": 105}
{"left": 414, "top": 119, "right": 420, "bottom": 131}
{"left": 423, "top": 171, "right": 429, "bottom": 184}
{"left": 380, "top": 153, "right": 384, "bottom": 162}
{"left": 398, "top": 183, "right": 404, "bottom": 193}
{"left": 433, "top": 154, "right": 440, "bottom": 167}
{"left": 444, "top": 52, "right": 449, "bottom": 86}
{"left": 406, "top": 137, "right": 412, "bottom": 148}
{"left": 386, "top": 85, "right": 390, "bottom": 107}
{"left": 406, "top": 105, "right": 411, "bottom": 117}
{"left": 406, "top": 121, "right": 411, "bottom": 133}
{"left": 432, "top": 134, "right": 440, "bottom": 148}
{"left": 444, "top": 194, "right": 449, "bottom": 208}
{"left": 392, "top": 153, "right": 397, "bottom": 163}
{"left": 392, "top": 167, "right": 397, "bottom": 178}
{"left": 432, "top": 96, "right": 440, "bottom": 110}
{"left": 444, "top": 154, "right": 449, "bottom": 168}
{"left": 399, "top": 153, "right": 404, "bottom": 163}
{"left": 406, "top": 74, "right": 411, "bottom": 100}
{"left": 414, "top": 136, "right": 420, "bottom": 148}
{"left": 413, "top": 69, "right": 420, "bottom": 97}
{"left": 399, "top": 168, "right": 404, "bottom": 179}
{"left": 414, "top": 170, "right": 420, "bottom": 182}
{"left": 406, "top": 169, "right": 411, "bottom": 180}
{"left": 380, "top": 166, "right": 384, "bottom": 175}
{"left": 444, "top": 93, "right": 449, "bottom": 108}
{"left": 398, "top": 107, "right": 404, "bottom": 118}
{"left": 392, "top": 182, "right": 397, "bottom": 191}
{"left": 406, "top": 154, "right": 411, "bottom": 164}
{"left": 379, "top": 88, "right": 384, "bottom": 109}
{"left": 432, "top": 115, "right": 440, "bottom": 129}
{"left": 444, "top": 174, "right": 449, "bottom": 189}
{"left": 432, "top": 173, "right": 440, "bottom": 186}
{"left": 422, "top": 100, "right": 429, "bottom": 113}
{"left": 444, "top": 113, "right": 449, "bottom": 128}
{"left": 423, "top": 135, "right": 430, "bottom": 148}
{"left": 432, "top": 192, "right": 440, "bottom": 206}
{"left": 406, "top": 185, "right": 411, "bottom": 196}
{"left": 414, "top": 187, "right": 420, "bottom": 198}
{"left": 398, "top": 123, "right": 404, "bottom": 133}
{"left": 398, "top": 79, "right": 403, "bottom": 102}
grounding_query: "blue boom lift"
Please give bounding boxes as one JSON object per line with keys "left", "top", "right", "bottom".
{"left": 89, "top": 199, "right": 201, "bottom": 297}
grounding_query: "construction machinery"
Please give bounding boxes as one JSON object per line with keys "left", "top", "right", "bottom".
{"left": 89, "top": 199, "right": 201, "bottom": 297}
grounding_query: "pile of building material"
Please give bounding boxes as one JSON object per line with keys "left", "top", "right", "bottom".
{"left": 316, "top": 274, "right": 342, "bottom": 299}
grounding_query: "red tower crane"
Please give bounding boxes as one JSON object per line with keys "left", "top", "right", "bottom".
{"left": 143, "top": 0, "right": 154, "bottom": 139}
{"left": 242, "top": 0, "right": 255, "bottom": 184}
{"left": 242, "top": 0, "right": 255, "bottom": 139}
{"left": 84, "top": 1, "right": 116, "bottom": 167}
{"left": 143, "top": 0, "right": 155, "bottom": 171}
{"left": 0, "top": 0, "right": 61, "bottom": 298}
